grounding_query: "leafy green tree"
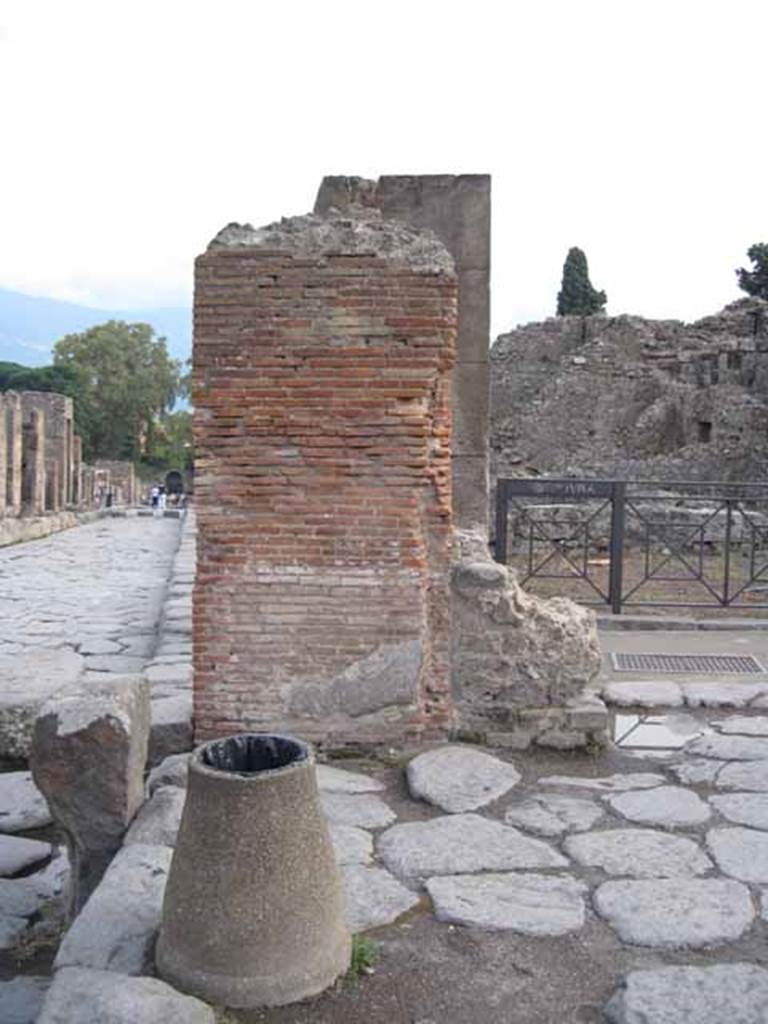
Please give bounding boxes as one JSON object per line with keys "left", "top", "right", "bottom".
{"left": 556, "top": 247, "right": 607, "bottom": 316}
{"left": 53, "top": 321, "right": 182, "bottom": 461}
{"left": 736, "top": 244, "right": 768, "bottom": 300}
{"left": 0, "top": 360, "right": 96, "bottom": 452}
{"left": 141, "top": 409, "right": 193, "bottom": 474}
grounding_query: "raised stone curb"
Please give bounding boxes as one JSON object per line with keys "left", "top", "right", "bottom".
{"left": 602, "top": 682, "right": 683, "bottom": 708}
{"left": 427, "top": 872, "right": 586, "bottom": 935}
{"left": 407, "top": 746, "right": 521, "bottom": 813}
{"left": 123, "top": 787, "right": 185, "bottom": 847}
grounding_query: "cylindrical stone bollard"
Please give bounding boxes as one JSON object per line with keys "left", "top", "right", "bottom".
{"left": 155, "top": 733, "right": 351, "bottom": 1008}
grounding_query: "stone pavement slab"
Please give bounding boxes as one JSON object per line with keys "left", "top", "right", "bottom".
{"left": 0, "top": 975, "right": 50, "bottom": 1024}
{"left": 710, "top": 792, "right": 768, "bottom": 829}
{"left": 503, "top": 794, "right": 604, "bottom": 836}
{"left": 607, "top": 786, "right": 711, "bottom": 826}
{"left": 564, "top": 829, "right": 711, "bottom": 877}
{"left": 407, "top": 746, "right": 521, "bottom": 813}
{"left": 706, "top": 826, "right": 768, "bottom": 883}
{"left": 341, "top": 865, "right": 419, "bottom": 932}
{"left": 0, "top": 771, "right": 52, "bottom": 832}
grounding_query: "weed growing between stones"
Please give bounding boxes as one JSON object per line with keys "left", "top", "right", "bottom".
{"left": 346, "top": 936, "right": 379, "bottom": 982}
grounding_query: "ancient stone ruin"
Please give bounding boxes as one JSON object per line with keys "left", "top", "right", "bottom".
{"left": 192, "top": 175, "right": 603, "bottom": 750}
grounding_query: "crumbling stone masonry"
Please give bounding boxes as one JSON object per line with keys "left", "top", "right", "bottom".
{"left": 21, "top": 408, "right": 46, "bottom": 515}
{"left": 94, "top": 460, "right": 137, "bottom": 505}
{"left": 20, "top": 391, "right": 74, "bottom": 510}
{"left": 3, "top": 391, "right": 23, "bottom": 515}
{"left": 193, "top": 211, "right": 457, "bottom": 745}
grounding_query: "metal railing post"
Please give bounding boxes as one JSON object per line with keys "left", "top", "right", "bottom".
{"left": 608, "top": 482, "right": 626, "bottom": 614}
{"left": 494, "top": 480, "right": 508, "bottom": 565}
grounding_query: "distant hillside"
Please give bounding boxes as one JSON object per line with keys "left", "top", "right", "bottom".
{"left": 0, "top": 287, "right": 192, "bottom": 367}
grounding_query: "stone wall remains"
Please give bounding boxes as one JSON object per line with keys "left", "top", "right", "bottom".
{"left": 193, "top": 210, "right": 457, "bottom": 746}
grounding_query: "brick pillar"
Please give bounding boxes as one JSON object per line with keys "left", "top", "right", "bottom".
{"left": 193, "top": 213, "right": 457, "bottom": 746}
{"left": 22, "top": 409, "right": 46, "bottom": 515}
{"left": 5, "top": 391, "right": 22, "bottom": 515}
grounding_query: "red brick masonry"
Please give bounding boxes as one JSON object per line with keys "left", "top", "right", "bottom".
{"left": 193, "top": 242, "right": 457, "bottom": 745}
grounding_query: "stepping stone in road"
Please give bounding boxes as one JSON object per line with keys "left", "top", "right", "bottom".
{"left": 538, "top": 773, "right": 665, "bottom": 792}
{"left": 707, "top": 826, "right": 768, "bottom": 884}
{"left": 711, "top": 716, "right": 768, "bottom": 736}
{"left": 378, "top": 814, "right": 567, "bottom": 879}
{"left": 320, "top": 792, "right": 395, "bottom": 830}
{"left": 601, "top": 682, "right": 683, "bottom": 708}
{"left": 0, "top": 771, "right": 52, "bottom": 833}
{"left": 504, "top": 794, "right": 604, "bottom": 837}
{"left": 341, "top": 865, "right": 419, "bottom": 933}
{"left": 711, "top": 793, "right": 768, "bottom": 830}
{"left": 607, "top": 786, "right": 711, "bottom": 827}
{"left": 0, "top": 835, "right": 51, "bottom": 877}
{"left": 564, "top": 829, "right": 712, "bottom": 877}
{"left": 717, "top": 761, "right": 768, "bottom": 791}
{"left": 594, "top": 878, "right": 753, "bottom": 947}
{"left": 407, "top": 746, "right": 520, "bottom": 813}
{"left": 427, "top": 872, "right": 587, "bottom": 936}
{"left": 686, "top": 734, "right": 768, "bottom": 761}
{"left": 316, "top": 764, "right": 385, "bottom": 794}
{"left": 604, "top": 964, "right": 768, "bottom": 1024}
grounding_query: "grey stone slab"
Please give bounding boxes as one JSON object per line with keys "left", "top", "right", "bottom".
{"left": 594, "top": 878, "right": 754, "bottom": 947}
{"left": 147, "top": 752, "right": 190, "bottom": 794}
{"left": 712, "top": 715, "right": 768, "bottom": 736}
{"left": 0, "top": 649, "right": 84, "bottom": 759}
{"left": 316, "top": 764, "right": 385, "bottom": 794}
{"left": 148, "top": 694, "right": 193, "bottom": 764}
{"left": 84, "top": 654, "right": 146, "bottom": 674}
{"left": 564, "top": 829, "right": 712, "bottom": 877}
{"left": 683, "top": 683, "right": 768, "bottom": 708}
{"left": 686, "top": 733, "right": 768, "bottom": 761}
{"left": 145, "top": 662, "right": 192, "bottom": 686}
{"left": 427, "top": 872, "right": 587, "bottom": 935}
{"left": 124, "top": 787, "right": 185, "bottom": 847}
{"left": 707, "top": 826, "right": 768, "bottom": 883}
{"left": 0, "top": 877, "right": 46, "bottom": 917}
{"left": 407, "top": 746, "right": 521, "bottom": 813}
{"left": 37, "top": 967, "right": 215, "bottom": 1024}
{"left": 78, "top": 639, "right": 122, "bottom": 656}
{"left": 330, "top": 825, "right": 373, "bottom": 866}
{"left": 320, "top": 792, "right": 395, "bottom": 829}
{"left": 503, "top": 794, "right": 604, "bottom": 837}
{"left": 0, "top": 834, "right": 51, "bottom": 876}
{"left": 607, "top": 786, "right": 711, "bottom": 827}
{"left": 54, "top": 843, "right": 172, "bottom": 975}
{"left": 668, "top": 760, "right": 723, "bottom": 785}
{"left": 0, "top": 975, "right": 50, "bottom": 1024}
{"left": 711, "top": 793, "right": 768, "bottom": 830}
{"left": 539, "top": 772, "right": 665, "bottom": 792}
{"left": 341, "top": 865, "right": 419, "bottom": 933}
{"left": 602, "top": 682, "right": 684, "bottom": 708}
{"left": 604, "top": 964, "right": 768, "bottom": 1024}
{"left": 378, "top": 813, "right": 567, "bottom": 879}
{"left": 0, "top": 770, "right": 52, "bottom": 833}
{"left": 717, "top": 759, "right": 768, "bottom": 791}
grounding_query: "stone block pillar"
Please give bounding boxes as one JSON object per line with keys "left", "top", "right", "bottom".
{"left": 20, "top": 392, "right": 74, "bottom": 512}
{"left": 45, "top": 459, "right": 60, "bottom": 513}
{"left": 5, "top": 391, "right": 22, "bottom": 515}
{"left": 0, "top": 394, "right": 7, "bottom": 515}
{"left": 72, "top": 435, "right": 83, "bottom": 505}
{"left": 193, "top": 211, "right": 457, "bottom": 745}
{"left": 316, "top": 174, "right": 491, "bottom": 530}
{"left": 22, "top": 408, "right": 46, "bottom": 515}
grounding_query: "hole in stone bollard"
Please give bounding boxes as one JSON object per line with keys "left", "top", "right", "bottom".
{"left": 201, "top": 733, "right": 309, "bottom": 775}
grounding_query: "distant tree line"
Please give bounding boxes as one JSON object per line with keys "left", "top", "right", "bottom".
{"left": 0, "top": 320, "right": 192, "bottom": 474}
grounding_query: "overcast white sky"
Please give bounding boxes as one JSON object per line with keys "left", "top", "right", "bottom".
{"left": 1, "top": 0, "right": 766, "bottom": 337}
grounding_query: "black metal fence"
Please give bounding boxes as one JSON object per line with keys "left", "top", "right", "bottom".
{"left": 494, "top": 478, "right": 768, "bottom": 614}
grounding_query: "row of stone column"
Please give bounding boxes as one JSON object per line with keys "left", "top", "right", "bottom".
{"left": 1, "top": 390, "right": 136, "bottom": 517}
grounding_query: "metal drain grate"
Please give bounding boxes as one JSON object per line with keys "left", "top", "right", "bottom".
{"left": 611, "top": 652, "right": 765, "bottom": 674}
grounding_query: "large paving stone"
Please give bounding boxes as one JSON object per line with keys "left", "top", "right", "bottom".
{"left": 54, "top": 843, "right": 172, "bottom": 975}
{"left": 594, "top": 878, "right": 754, "bottom": 947}
{"left": 341, "top": 864, "right": 419, "bottom": 932}
{"left": 712, "top": 715, "right": 768, "bottom": 736}
{"left": 668, "top": 760, "right": 723, "bottom": 785}
{"left": 602, "top": 682, "right": 683, "bottom": 708}
{"left": 427, "top": 872, "right": 587, "bottom": 935}
{"left": 711, "top": 792, "right": 768, "bottom": 830}
{"left": 683, "top": 683, "right": 768, "bottom": 708}
{"left": 316, "top": 764, "right": 385, "bottom": 794}
{"left": 717, "top": 760, "right": 768, "bottom": 791}
{"left": 608, "top": 786, "right": 711, "bottom": 827}
{"left": 0, "top": 771, "right": 52, "bottom": 833}
{"left": 320, "top": 792, "right": 395, "bottom": 829}
{"left": 330, "top": 825, "right": 373, "bottom": 866}
{"left": 0, "top": 975, "right": 50, "bottom": 1024}
{"left": 564, "top": 829, "right": 711, "bottom": 877}
{"left": 538, "top": 772, "right": 665, "bottom": 792}
{"left": 378, "top": 814, "right": 567, "bottom": 879}
{"left": 31, "top": 675, "right": 150, "bottom": 915}
{"left": 605, "top": 964, "right": 768, "bottom": 1023}
{"left": 124, "top": 787, "right": 185, "bottom": 847}
{"left": 686, "top": 734, "right": 768, "bottom": 761}
{"left": 0, "top": 834, "right": 51, "bottom": 876}
{"left": 707, "top": 826, "right": 768, "bottom": 883}
{"left": 0, "top": 649, "right": 84, "bottom": 759}
{"left": 37, "top": 967, "right": 215, "bottom": 1024}
{"left": 407, "top": 746, "right": 521, "bottom": 813}
{"left": 504, "top": 794, "right": 604, "bottom": 837}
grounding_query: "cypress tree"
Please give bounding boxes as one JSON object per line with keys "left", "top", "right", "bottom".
{"left": 556, "top": 247, "right": 607, "bottom": 316}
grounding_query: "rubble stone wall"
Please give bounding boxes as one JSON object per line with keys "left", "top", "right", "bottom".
{"left": 193, "top": 212, "right": 457, "bottom": 745}
{"left": 20, "top": 392, "right": 74, "bottom": 510}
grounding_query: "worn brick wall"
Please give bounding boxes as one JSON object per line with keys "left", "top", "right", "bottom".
{"left": 193, "top": 214, "right": 457, "bottom": 746}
